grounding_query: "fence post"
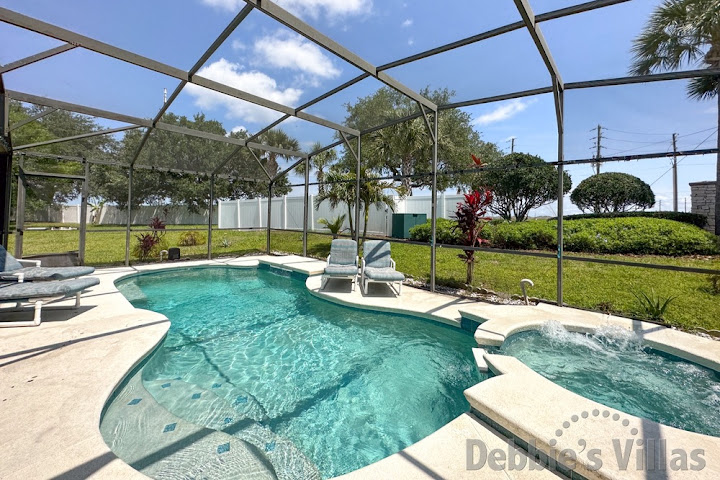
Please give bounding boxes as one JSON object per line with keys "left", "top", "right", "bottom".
{"left": 258, "top": 196, "right": 262, "bottom": 228}
{"left": 236, "top": 199, "right": 241, "bottom": 229}
{"left": 283, "top": 195, "right": 287, "bottom": 230}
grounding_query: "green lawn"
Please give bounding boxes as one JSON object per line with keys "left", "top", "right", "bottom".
{"left": 9, "top": 224, "right": 720, "bottom": 332}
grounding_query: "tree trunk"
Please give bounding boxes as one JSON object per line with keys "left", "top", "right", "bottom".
{"left": 347, "top": 205, "right": 354, "bottom": 238}
{"left": 466, "top": 258, "right": 474, "bottom": 286}
{"left": 716, "top": 83, "right": 720, "bottom": 236}
{"left": 402, "top": 155, "right": 412, "bottom": 195}
{"left": 362, "top": 204, "right": 369, "bottom": 242}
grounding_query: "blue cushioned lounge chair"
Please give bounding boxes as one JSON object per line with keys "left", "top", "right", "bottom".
{"left": 0, "top": 244, "right": 95, "bottom": 282}
{"left": 0, "top": 276, "right": 100, "bottom": 327}
{"left": 361, "top": 240, "right": 404, "bottom": 295}
{"left": 321, "top": 239, "right": 358, "bottom": 291}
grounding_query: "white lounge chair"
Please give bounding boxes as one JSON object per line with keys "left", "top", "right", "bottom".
{"left": 321, "top": 239, "right": 358, "bottom": 291}
{"left": 0, "top": 276, "right": 99, "bottom": 327}
{"left": 0, "top": 245, "right": 95, "bottom": 281}
{"left": 361, "top": 240, "right": 404, "bottom": 295}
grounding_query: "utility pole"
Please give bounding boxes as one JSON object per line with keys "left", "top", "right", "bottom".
{"left": 593, "top": 124, "right": 602, "bottom": 175}
{"left": 672, "top": 132, "right": 678, "bottom": 212}
{"left": 511, "top": 137, "right": 515, "bottom": 153}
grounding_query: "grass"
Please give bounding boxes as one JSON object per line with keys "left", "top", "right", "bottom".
{"left": 9, "top": 224, "right": 720, "bottom": 332}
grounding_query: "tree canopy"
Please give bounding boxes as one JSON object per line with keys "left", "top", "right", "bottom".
{"left": 570, "top": 172, "right": 655, "bottom": 213}
{"left": 473, "top": 152, "right": 572, "bottom": 222}
{"left": 341, "top": 87, "right": 502, "bottom": 194}
{"left": 10, "top": 102, "right": 298, "bottom": 215}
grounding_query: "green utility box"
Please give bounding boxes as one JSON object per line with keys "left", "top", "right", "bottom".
{"left": 392, "top": 213, "right": 427, "bottom": 239}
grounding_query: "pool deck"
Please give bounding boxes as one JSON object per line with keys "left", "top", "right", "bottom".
{"left": 1, "top": 254, "right": 718, "bottom": 479}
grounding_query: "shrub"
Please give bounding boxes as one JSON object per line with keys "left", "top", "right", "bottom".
{"left": 562, "top": 217, "right": 719, "bottom": 256}
{"left": 409, "top": 218, "right": 463, "bottom": 245}
{"left": 178, "top": 231, "right": 207, "bottom": 246}
{"left": 409, "top": 217, "right": 718, "bottom": 255}
{"left": 570, "top": 172, "right": 654, "bottom": 213}
{"left": 490, "top": 220, "right": 556, "bottom": 250}
{"left": 563, "top": 211, "right": 707, "bottom": 229}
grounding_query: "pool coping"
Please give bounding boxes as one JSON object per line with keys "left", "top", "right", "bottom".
{"left": 1, "top": 254, "right": 718, "bottom": 479}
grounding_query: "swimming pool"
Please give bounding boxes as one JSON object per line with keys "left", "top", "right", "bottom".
{"left": 498, "top": 321, "right": 720, "bottom": 437}
{"left": 102, "top": 266, "right": 479, "bottom": 479}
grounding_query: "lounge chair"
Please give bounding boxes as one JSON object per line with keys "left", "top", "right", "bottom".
{"left": 361, "top": 240, "right": 404, "bottom": 295}
{"left": 0, "top": 276, "right": 100, "bottom": 327}
{"left": 0, "top": 245, "right": 95, "bottom": 282}
{"left": 321, "top": 239, "right": 358, "bottom": 291}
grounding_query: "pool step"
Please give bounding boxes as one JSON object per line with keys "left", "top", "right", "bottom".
{"left": 101, "top": 371, "right": 277, "bottom": 479}
{"left": 145, "top": 377, "right": 321, "bottom": 480}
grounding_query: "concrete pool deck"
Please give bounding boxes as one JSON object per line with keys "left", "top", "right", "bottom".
{"left": 1, "top": 254, "right": 718, "bottom": 479}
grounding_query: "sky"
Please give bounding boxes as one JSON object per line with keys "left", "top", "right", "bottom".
{"left": 1, "top": 0, "right": 718, "bottom": 216}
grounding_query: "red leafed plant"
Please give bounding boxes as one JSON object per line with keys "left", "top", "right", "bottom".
{"left": 133, "top": 216, "right": 167, "bottom": 261}
{"left": 453, "top": 189, "right": 493, "bottom": 285}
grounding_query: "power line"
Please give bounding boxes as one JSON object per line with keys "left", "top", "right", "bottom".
{"left": 649, "top": 128, "right": 717, "bottom": 186}
{"left": 603, "top": 127, "right": 673, "bottom": 136}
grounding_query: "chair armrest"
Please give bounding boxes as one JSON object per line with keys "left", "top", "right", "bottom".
{"left": 391, "top": 259, "right": 396, "bottom": 269}
{"left": 361, "top": 257, "right": 365, "bottom": 277}
{"left": 326, "top": 254, "right": 331, "bottom": 264}
{"left": 1, "top": 272, "right": 25, "bottom": 283}
{"left": 18, "top": 259, "right": 41, "bottom": 267}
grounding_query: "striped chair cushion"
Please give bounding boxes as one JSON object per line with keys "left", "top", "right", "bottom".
{"left": 364, "top": 267, "right": 404, "bottom": 282}
{"left": 0, "top": 277, "right": 99, "bottom": 302}
{"left": 0, "top": 245, "right": 23, "bottom": 273}
{"left": 1, "top": 266, "right": 95, "bottom": 282}
{"left": 363, "top": 240, "right": 392, "bottom": 268}
{"left": 329, "top": 239, "right": 357, "bottom": 266}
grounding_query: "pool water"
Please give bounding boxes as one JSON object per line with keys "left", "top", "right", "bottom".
{"left": 499, "top": 321, "right": 720, "bottom": 437}
{"left": 107, "top": 266, "right": 478, "bottom": 478}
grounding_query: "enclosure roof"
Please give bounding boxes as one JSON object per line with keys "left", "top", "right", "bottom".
{"left": 2, "top": 0, "right": 720, "bottom": 176}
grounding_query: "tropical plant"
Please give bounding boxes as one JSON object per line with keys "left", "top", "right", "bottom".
{"left": 177, "top": 231, "right": 206, "bottom": 246}
{"left": 452, "top": 189, "right": 494, "bottom": 285}
{"left": 317, "top": 215, "right": 346, "bottom": 238}
{"left": 220, "top": 237, "right": 231, "bottom": 248}
{"left": 630, "top": 0, "right": 720, "bottom": 235}
{"left": 474, "top": 152, "right": 571, "bottom": 221}
{"left": 132, "top": 216, "right": 167, "bottom": 261}
{"left": 89, "top": 198, "right": 106, "bottom": 225}
{"left": 314, "top": 170, "right": 357, "bottom": 237}
{"left": 633, "top": 289, "right": 676, "bottom": 321}
{"left": 570, "top": 172, "right": 655, "bottom": 213}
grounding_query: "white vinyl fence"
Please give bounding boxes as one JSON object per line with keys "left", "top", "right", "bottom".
{"left": 218, "top": 194, "right": 465, "bottom": 236}
{"left": 29, "top": 205, "right": 215, "bottom": 225}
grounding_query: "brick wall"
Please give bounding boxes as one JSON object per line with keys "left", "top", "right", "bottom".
{"left": 690, "top": 181, "right": 716, "bottom": 233}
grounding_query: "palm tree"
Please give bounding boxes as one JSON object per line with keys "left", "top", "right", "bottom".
{"left": 314, "top": 169, "right": 356, "bottom": 236}
{"left": 630, "top": 0, "right": 720, "bottom": 235}
{"left": 296, "top": 141, "right": 337, "bottom": 195}
{"left": 255, "top": 128, "right": 300, "bottom": 177}
{"left": 313, "top": 167, "right": 398, "bottom": 240}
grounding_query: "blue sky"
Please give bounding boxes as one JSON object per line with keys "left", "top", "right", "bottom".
{"left": 1, "top": 0, "right": 717, "bottom": 215}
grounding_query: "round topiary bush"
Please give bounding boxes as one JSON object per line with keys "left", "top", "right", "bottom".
{"left": 570, "top": 172, "right": 655, "bottom": 213}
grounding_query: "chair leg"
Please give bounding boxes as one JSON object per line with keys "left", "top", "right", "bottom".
{"left": 321, "top": 276, "right": 327, "bottom": 290}
{"left": 33, "top": 300, "right": 43, "bottom": 325}
{"left": 74, "top": 292, "right": 82, "bottom": 307}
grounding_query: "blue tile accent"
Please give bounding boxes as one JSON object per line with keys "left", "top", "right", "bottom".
{"left": 163, "top": 423, "right": 176, "bottom": 433}
{"left": 191, "top": 393, "right": 201, "bottom": 400}
{"left": 217, "top": 442, "right": 230, "bottom": 454}
{"left": 212, "top": 383, "right": 222, "bottom": 389}
{"left": 234, "top": 395, "right": 248, "bottom": 405}
{"left": 127, "top": 398, "right": 142, "bottom": 405}
{"left": 175, "top": 376, "right": 182, "bottom": 380}
{"left": 265, "top": 441, "right": 276, "bottom": 452}
{"left": 224, "top": 417, "right": 233, "bottom": 424}
{"left": 161, "top": 383, "right": 171, "bottom": 389}
{"left": 460, "top": 316, "right": 482, "bottom": 333}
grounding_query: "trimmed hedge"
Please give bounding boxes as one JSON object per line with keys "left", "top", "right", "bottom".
{"left": 409, "top": 217, "right": 719, "bottom": 256}
{"left": 562, "top": 211, "right": 708, "bottom": 229}
{"left": 408, "top": 217, "right": 463, "bottom": 245}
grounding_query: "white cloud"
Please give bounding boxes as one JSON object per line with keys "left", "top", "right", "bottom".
{"left": 407, "top": 38, "right": 414, "bottom": 46}
{"left": 231, "top": 39, "right": 246, "bottom": 50}
{"left": 472, "top": 99, "right": 535, "bottom": 126}
{"left": 253, "top": 31, "right": 341, "bottom": 81}
{"left": 276, "top": 0, "right": 372, "bottom": 20}
{"left": 201, "top": 0, "right": 372, "bottom": 20}
{"left": 186, "top": 58, "right": 302, "bottom": 124}
{"left": 231, "top": 125, "right": 247, "bottom": 134}
{"left": 401, "top": 18, "right": 413, "bottom": 27}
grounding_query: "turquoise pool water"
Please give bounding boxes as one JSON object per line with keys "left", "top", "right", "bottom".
{"left": 107, "top": 266, "right": 478, "bottom": 478}
{"left": 499, "top": 321, "right": 720, "bottom": 437}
